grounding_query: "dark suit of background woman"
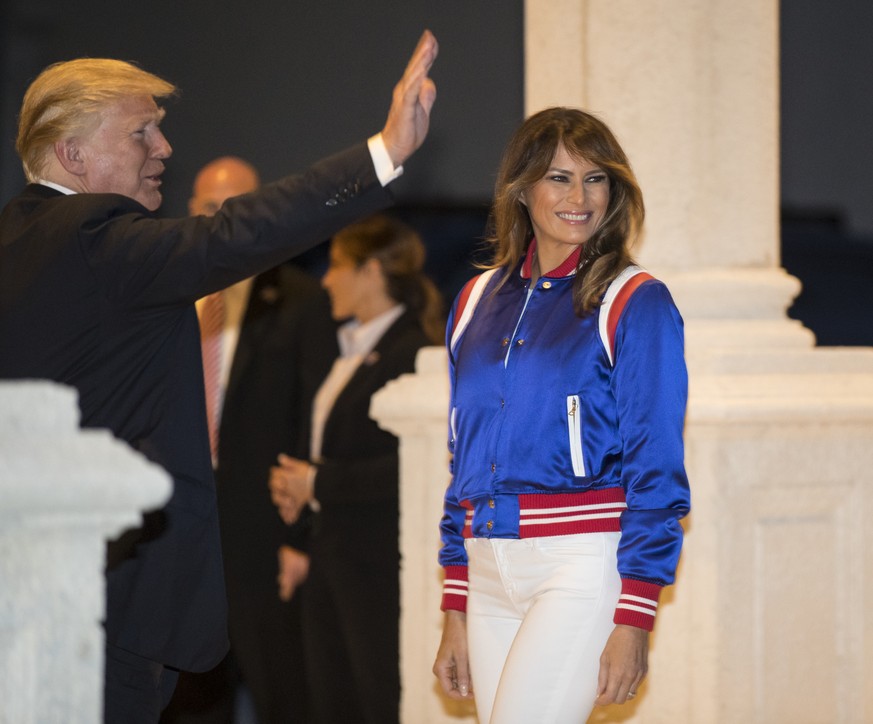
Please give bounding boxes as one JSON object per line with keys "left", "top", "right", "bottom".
{"left": 270, "top": 215, "right": 443, "bottom": 723}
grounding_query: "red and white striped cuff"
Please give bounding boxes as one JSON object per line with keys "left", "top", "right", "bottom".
{"left": 440, "top": 566, "right": 469, "bottom": 613}
{"left": 614, "top": 578, "right": 662, "bottom": 631}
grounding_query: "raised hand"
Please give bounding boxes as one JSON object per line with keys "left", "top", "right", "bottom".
{"left": 380, "top": 30, "right": 439, "bottom": 167}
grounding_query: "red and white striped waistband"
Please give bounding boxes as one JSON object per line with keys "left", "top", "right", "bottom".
{"left": 461, "top": 488, "right": 626, "bottom": 539}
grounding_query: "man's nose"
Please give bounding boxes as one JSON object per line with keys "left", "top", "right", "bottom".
{"left": 152, "top": 130, "right": 172, "bottom": 159}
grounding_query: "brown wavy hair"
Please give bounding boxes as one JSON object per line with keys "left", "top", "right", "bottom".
{"left": 486, "top": 107, "right": 645, "bottom": 315}
{"left": 333, "top": 214, "right": 444, "bottom": 344}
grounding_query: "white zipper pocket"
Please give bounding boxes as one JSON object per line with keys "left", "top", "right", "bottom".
{"left": 566, "top": 394, "right": 586, "bottom": 477}
{"left": 450, "top": 406, "right": 458, "bottom": 448}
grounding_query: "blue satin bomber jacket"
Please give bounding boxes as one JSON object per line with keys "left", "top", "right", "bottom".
{"left": 438, "top": 251, "right": 691, "bottom": 631}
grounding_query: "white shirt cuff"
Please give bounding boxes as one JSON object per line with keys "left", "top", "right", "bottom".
{"left": 307, "top": 463, "right": 321, "bottom": 513}
{"left": 368, "top": 133, "right": 404, "bottom": 186}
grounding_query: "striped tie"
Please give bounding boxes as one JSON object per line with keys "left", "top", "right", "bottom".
{"left": 199, "top": 291, "right": 225, "bottom": 466}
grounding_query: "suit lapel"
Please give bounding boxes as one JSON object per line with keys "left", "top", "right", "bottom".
{"left": 321, "top": 310, "right": 416, "bottom": 443}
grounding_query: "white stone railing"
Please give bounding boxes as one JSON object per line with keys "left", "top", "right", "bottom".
{"left": 0, "top": 381, "right": 171, "bottom": 724}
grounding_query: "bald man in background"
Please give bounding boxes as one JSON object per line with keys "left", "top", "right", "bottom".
{"left": 161, "top": 157, "right": 335, "bottom": 724}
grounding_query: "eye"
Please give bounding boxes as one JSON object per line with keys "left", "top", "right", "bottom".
{"left": 585, "top": 173, "right": 607, "bottom": 184}
{"left": 547, "top": 173, "right": 570, "bottom": 183}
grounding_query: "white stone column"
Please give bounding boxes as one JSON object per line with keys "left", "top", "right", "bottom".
{"left": 0, "top": 381, "right": 171, "bottom": 724}
{"left": 525, "top": 0, "right": 809, "bottom": 354}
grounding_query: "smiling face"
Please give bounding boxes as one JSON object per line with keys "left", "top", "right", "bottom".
{"left": 74, "top": 94, "right": 172, "bottom": 210}
{"left": 521, "top": 143, "right": 610, "bottom": 268}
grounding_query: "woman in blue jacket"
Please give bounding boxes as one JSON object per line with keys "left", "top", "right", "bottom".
{"left": 433, "top": 108, "right": 690, "bottom": 723}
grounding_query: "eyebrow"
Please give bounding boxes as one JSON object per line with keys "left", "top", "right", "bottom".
{"left": 548, "top": 164, "right": 605, "bottom": 176}
{"left": 133, "top": 107, "right": 166, "bottom": 125}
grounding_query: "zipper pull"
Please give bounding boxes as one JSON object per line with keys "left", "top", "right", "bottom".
{"left": 569, "top": 397, "right": 577, "bottom": 417}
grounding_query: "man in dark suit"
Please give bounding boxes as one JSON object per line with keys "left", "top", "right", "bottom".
{"left": 0, "top": 31, "right": 437, "bottom": 724}
{"left": 161, "top": 156, "right": 334, "bottom": 724}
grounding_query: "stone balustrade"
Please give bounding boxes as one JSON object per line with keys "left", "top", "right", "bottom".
{"left": 373, "top": 338, "right": 873, "bottom": 723}
{"left": 0, "top": 381, "right": 171, "bottom": 724}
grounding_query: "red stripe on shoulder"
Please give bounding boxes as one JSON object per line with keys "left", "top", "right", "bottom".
{"left": 606, "top": 272, "right": 654, "bottom": 357}
{"left": 451, "top": 275, "right": 483, "bottom": 337}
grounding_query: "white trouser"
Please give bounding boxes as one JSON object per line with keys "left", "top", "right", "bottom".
{"left": 465, "top": 532, "right": 621, "bottom": 724}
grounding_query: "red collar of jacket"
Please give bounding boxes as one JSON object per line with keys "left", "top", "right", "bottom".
{"left": 520, "top": 238, "right": 582, "bottom": 279}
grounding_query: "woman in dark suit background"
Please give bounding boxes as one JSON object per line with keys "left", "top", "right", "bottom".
{"left": 269, "top": 214, "right": 443, "bottom": 724}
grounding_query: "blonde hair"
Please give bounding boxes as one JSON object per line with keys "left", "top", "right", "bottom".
{"left": 16, "top": 58, "right": 176, "bottom": 181}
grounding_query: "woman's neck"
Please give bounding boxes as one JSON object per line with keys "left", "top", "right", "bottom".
{"left": 531, "top": 244, "right": 579, "bottom": 285}
{"left": 355, "top": 295, "right": 399, "bottom": 325}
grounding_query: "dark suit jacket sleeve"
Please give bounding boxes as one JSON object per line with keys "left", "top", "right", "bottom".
{"left": 80, "top": 143, "right": 391, "bottom": 308}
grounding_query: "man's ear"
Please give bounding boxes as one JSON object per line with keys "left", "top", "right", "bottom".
{"left": 54, "top": 138, "right": 86, "bottom": 176}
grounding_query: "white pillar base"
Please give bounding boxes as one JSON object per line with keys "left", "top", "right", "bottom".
{"left": 0, "top": 381, "right": 171, "bottom": 724}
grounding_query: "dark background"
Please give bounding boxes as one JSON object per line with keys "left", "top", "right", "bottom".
{"left": 0, "top": 2, "right": 523, "bottom": 214}
{"left": 1, "top": 1, "right": 870, "bottom": 344}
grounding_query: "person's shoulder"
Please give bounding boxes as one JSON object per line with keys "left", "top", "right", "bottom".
{"left": 618, "top": 275, "right": 684, "bottom": 336}
{"left": 2, "top": 187, "right": 156, "bottom": 253}
{"left": 6, "top": 185, "right": 145, "bottom": 218}
{"left": 626, "top": 275, "right": 677, "bottom": 309}
{"left": 384, "top": 312, "right": 432, "bottom": 351}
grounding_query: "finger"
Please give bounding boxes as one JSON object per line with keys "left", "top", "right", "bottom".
{"left": 452, "top": 652, "right": 472, "bottom": 697}
{"left": 403, "top": 29, "right": 438, "bottom": 79}
{"left": 269, "top": 484, "right": 290, "bottom": 504}
{"left": 395, "top": 32, "right": 438, "bottom": 109}
{"left": 625, "top": 674, "right": 644, "bottom": 703}
{"left": 277, "top": 573, "right": 290, "bottom": 601}
{"left": 277, "top": 453, "right": 298, "bottom": 468}
{"left": 433, "top": 662, "right": 461, "bottom": 699}
{"left": 594, "top": 670, "right": 622, "bottom": 706}
{"left": 596, "top": 674, "right": 637, "bottom": 707}
{"left": 268, "top": 468, "right": 287, "bottom": 490}
{"left": 419, "top": 78, "right": 437, "bottom": 116}
{"left": 596, "top": 656, "right": 610, "bottom": 702}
